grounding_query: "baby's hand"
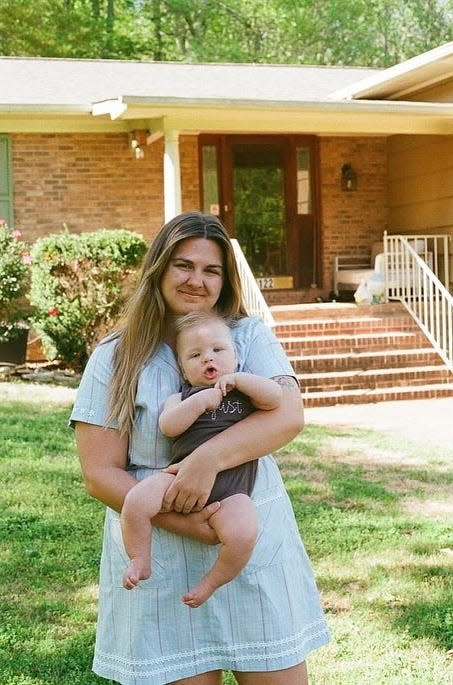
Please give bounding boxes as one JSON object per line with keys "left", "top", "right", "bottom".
{"left": 215, "top": 373, "right": 237, "bottom": 396}
{"left": 201, "top": 387, "right": 223, "bottom": 411}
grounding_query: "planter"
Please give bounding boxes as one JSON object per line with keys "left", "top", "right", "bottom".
{"left": 0, "top": 326, "right": 29, "bottom": 365}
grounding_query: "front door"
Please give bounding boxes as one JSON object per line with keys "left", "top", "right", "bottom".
{"left": 199, "top": 134, "right": 320, "bottom": 289}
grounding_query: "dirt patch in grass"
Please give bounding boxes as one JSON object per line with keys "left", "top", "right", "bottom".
{"left": 0, "top": 381, "right": 76, "bottom": 406}
{"left": 402, "top": 497, "right": 453, "bottom": 521}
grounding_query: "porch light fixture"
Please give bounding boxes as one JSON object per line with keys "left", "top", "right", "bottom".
{"left": 341, "top": 163, "right": 357, "bottom": 191}
{"left": 128, "top": 131, "right": 145, "bottom": 159}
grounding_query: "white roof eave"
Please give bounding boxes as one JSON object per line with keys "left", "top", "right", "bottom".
{"left": 329, "top": 41, "right": 453, "bottom": 100}
{"left": 92, "top": 94, "right": 453, "bottom": 118}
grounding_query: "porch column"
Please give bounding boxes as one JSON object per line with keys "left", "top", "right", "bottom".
{"left": 163, "top": 130, "right": 182, "bottom": 222}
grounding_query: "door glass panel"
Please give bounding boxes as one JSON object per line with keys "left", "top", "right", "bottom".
{"left": 296, "top": 147, "right": 311, "bottom": 215}
{"left": 232, "top": 144, "right": 287, "bottom": 276}
{"left": 201, "top": 145, "right": 220, "bottom": 215}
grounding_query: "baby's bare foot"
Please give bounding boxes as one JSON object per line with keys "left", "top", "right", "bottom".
{"left": 182, "top": 576, "right": 219, "bottom": 608}
{"left": 123, "top": 560, "right": 150, "bottom": 590}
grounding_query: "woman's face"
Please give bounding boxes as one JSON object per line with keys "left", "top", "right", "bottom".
{"left": 161, "top": 238, "right": 224, "bottom": 316}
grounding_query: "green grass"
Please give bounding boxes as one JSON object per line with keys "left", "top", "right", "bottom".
{"left": 1, "top": 384, "right": 452, "bottom": 684}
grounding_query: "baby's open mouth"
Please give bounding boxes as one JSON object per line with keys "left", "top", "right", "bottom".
{"left": 204, "top": 366, "right": 217, "bottom": 379}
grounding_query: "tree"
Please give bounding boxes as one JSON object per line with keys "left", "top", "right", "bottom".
{"left": 0, "top": 0, "right": 451, "bottom": 65}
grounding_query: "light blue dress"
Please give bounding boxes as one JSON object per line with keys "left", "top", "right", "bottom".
{"left": 70, "top": 317, "right": 330, "bottom": 685}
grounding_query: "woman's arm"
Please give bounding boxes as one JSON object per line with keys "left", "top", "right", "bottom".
{"left": 76, "top": 422, "right": 133, "bottom": 511}
{"left": 163, "top": 376, "right": 303, "bottom": 513}
{"left": 75, "top": 421, "right": 220, "bottom": 543}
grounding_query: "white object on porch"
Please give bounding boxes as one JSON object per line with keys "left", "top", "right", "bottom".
{"left": 231, "top": 239, "right": 275, "bottom": 328}
{"left": 333, "top": 241, "right": 385, "bottom": 296}
{"left": 384, "top": 232, "right": 453, "bottom": 372}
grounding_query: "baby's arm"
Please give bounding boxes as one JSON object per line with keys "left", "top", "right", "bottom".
{"left": 159, "top": 387, "right": 223, "bottom": 437}
{"left": 215, "top": 372, "right": 282, "bottom": 410}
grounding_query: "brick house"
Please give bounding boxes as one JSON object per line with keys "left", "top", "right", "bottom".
{"left": 0, "top": 42, "right": 452, "bottom": 305}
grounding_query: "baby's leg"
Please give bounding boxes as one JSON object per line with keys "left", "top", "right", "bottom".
{"left": 121, "top": 472, "right": 175, "bottom": 589}
{"left": 183, "top": 493, "right": 258, "bottom": 608}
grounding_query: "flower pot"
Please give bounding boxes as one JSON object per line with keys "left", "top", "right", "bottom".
{"left": 0, "top": 326, "right": 29, "bottom": 365}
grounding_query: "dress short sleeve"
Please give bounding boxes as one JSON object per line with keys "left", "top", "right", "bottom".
{"left": 231, "top": 317, "right": 296, "bottom": 380}
{"left": 69, "top": 338, "right": 118, "bottom": 428}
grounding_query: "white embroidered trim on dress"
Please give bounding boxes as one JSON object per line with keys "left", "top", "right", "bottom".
{"left": 253, "top": 491, "right": 283, "bottom": 507}
{"left": 74, "top": 406, "right": 96, "bottom": 418}
{"left": 93, "top": 620, "right": 329, "bottom": 678}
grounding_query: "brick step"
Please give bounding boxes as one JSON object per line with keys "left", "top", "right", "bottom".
{"left": 271, "top": 300, "right": 452, "bottom": 407}
{"left": 301, "top": 382, "right": 453, "bottom": 407}
{"left": 274, "top": 315, "right": 420, "bottom": 337}
{"left": 298, "top": 365, "right": 452, "bottom": 393}
{"left": 281, "top": 331, "right": 427, "bottom": 354}
{"left": 289, "top": 347, "right": 443, "bottom": 372}
{"left": 271, "top": 302, "right": 404, "bottom": 321}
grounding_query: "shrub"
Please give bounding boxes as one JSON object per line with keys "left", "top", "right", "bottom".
{"left": 29, "top": 229, "right": 147, "bottom": 370}
{"left": 0, "top": 221, "right": 33, "bottom": 343}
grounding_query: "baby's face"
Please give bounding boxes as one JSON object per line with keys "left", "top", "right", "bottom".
{"left": 177, "top": 320, "right": 237, "bottom": 386}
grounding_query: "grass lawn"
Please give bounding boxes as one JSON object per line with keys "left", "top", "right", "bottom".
{"left": 0, "top": 382, "right": 452, "bottom": 684}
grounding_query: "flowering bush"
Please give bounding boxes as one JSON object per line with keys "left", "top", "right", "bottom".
{"left": 29, "top": 229, "right": 147, "bottom": 370}
{"left": 0, "top": 221, "right": 33, "bottom": 343}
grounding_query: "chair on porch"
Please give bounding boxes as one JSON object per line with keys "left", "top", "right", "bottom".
{"left": 333, "top": 241, "right": 383, "bottom": 296}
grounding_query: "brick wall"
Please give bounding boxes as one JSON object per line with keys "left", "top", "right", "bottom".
{"left": 12, "top": 132, "right": 165, "bottom": 242}
{"left": 319, "top": 136, "right": 388, "bottom": 294}
{"left": 180, "top": 135, "right": 200, "bottom": 211}
{"left": 12, "top": 132, "right": 203, "bottom": 245}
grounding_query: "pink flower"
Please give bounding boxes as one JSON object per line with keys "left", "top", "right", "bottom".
{"left": 0, "top": 218, "right": 6, "bottom": 227}
{"left": 21, "top": 252, "right": 32, "bottom": 264}
{"left": 47, "top": 306, "right": 61, "bottom": 317}
{"left": 12, "top": 229, "right": 22, "bottom": 239}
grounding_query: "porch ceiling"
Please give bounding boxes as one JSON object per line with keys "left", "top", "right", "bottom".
{"left": 92, "top": 96, "right": 453, "bottom": 135}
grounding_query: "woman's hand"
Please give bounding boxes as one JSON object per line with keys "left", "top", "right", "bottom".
{"left": 162, "top": 453, "right": 218, "bottom": 514}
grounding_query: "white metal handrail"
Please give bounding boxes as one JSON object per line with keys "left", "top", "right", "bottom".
{"left": 231, "top": 238, "right": 275, "bottom": 328}
{"left": 384, "top": 232, "right": 453, "bottom": 372}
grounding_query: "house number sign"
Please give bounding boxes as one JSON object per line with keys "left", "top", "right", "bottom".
{"left": 256, "top": 276, "right": 293, "bottom": 290}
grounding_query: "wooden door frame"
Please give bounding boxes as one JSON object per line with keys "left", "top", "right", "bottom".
{"left": 198, "top": 133, "right": 322, "bottom": 289}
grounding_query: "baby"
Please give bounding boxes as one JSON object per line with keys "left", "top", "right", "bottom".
{"left": 120, "top": 310, "right": 282, "bottom": 607}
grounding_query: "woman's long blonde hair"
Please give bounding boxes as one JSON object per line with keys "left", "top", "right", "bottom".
{"left": 108, "top": 211, "right": 247, "bottom": 436}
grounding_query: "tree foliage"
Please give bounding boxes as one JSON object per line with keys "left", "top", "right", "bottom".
{"left": 0, "top": 0, "right": 451, "bottom": 66}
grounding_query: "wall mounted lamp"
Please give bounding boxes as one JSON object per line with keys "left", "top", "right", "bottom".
{"left": 129, "top": 132, "right": 145, "bottom": 159}
{"left": 341, "top": 163, "right": 357, "bottom": 191}
{"left": 128, "top": 129, "right": 164, "bottom": 159}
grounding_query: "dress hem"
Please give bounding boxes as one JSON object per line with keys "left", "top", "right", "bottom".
{"left": 93, "top": 627, "right": 331, "bottom": 684}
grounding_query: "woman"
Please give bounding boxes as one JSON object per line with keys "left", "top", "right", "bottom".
{"left": 71, "top": 211, "right": 330, "bottom": 685}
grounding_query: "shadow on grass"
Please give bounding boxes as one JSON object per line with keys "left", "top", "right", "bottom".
{"left": 280, "top": 424, "right": 452, "bottom": 654}
{"left": 0, "top": 628, "right": 111, "bottom": 685}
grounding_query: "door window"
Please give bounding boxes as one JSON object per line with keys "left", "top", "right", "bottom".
{"left": 232, "top": 143, "right": 287, "bottom": 277}
{"left": 201, "top": 145, "right": 220, "bottom": 216}
{"left": 296, "top": 147, "right": 311, "bottom": 215}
